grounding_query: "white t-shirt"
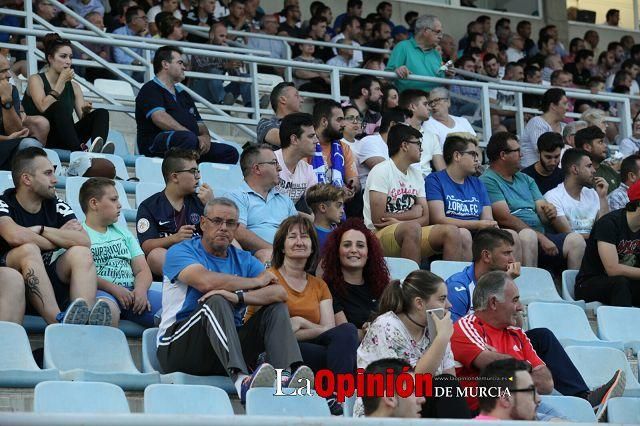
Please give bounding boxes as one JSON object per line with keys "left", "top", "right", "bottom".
{"left": 422, "top": 116, "right": 477, "bottom": 148}
{"left": 417, "top": 128, "right": 443, "bottom": 178}
{"left": 606, "top": 73, "right": 640, "bottom": 95}
{"left": 363, "top": 159, "right": 426, "bottom": 230}
{"left": 544, "top": 183, "right": 601, "bottom": 234}
{"left": 274, "top": 149, "right": 318, "bottom": 204}
{"left": 147, "top": 6, "right": 182, "bottom": 23}
{"left": 330, "top": 33, "right": 363, "bottom": 66}
{"left": 353, "top": 134, "right": 388, "bottom": 188}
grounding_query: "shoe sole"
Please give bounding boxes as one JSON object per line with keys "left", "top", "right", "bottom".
{"left": 595, "top": 370, "right": 626, "bottom": 421}
{"left": 101, "top": 142, "right": 115, "bottom": 154}
{"left": 251, "top": 364, "right": 277, "bottom": 389}
{"left": 89, "top": 137, "right": 104, "bottom": 153}
{"left": 63, "top": 299, "right": 90, "bottom": 324}
{"left": 88, "top": 299, "right": 113, "bottom": 326}
{"left": 289, "top": 365, "right": 315, "bottom": 390}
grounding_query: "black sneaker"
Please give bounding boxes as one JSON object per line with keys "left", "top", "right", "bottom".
{"left": 240, "top": 362, "right": 276, "bottom": 405}
{"left": 588, "top": 369, "right": 625, "bottom": 420}
{"left": 327, "top": 397, "right": 343, "bottom": 416}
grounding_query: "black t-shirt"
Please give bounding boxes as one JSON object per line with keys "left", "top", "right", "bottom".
{"left": 521, "top": 163, "right": 564, "bottom": 195}
{"left": 0, "top": 188, "right": 76, "bottom": 255}
{"left": 563, "top": 62, "right": 591, "bottom": 88}
{"left": 136, "top": 191, "right": 204, "bottom": 245}
{"left": 577, "top": 209, "right": 640, "bottom": 283}
{"left": 330, "top": 281, "right": 379, "bottom": 329}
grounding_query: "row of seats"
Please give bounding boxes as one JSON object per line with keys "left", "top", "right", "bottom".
{"left": 33, "top": 381, "right": 330, "bottom": 417}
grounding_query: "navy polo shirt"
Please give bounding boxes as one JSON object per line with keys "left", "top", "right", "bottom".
{"left": 135, "top": 77, "right": 204, "bottom": 156}
{"left": 136, "top": 191, "right": 204, "bottom": 245}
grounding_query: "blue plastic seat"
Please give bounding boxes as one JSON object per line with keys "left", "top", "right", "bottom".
{"left": 69, "top": 151, "right": 130, "bottom": 181}
{"left": 0, "top": 170, "right": 13, "bottom": 193}
{"left": 514, "top": 267, "right": 564, "bottom": 304}
{"left": 0, "top": 321, "right": 59, "bottom": 387}
{"left": 527, "top": 302, "right": 624, "bottom": 349}
{"left": 21, "top": 315, "right": 149, "bottom": 338}
{"left": 144, "top": 384, "right": 234, "bottom": 415}
{"left": 384, "top": 257, "right": 420, "bottom": 281}
{"left": 607, "top": 397, "right": 640, "bottom": 423}
{"left": 141, "top": 328, "right": 235, "bottom": 393}
{"left": 136, "top": 182, "right": 164, "bottom": 208}
{"left": 538, "top": 395, "right": 596, "bottom": 422}
{"left": 430, "top": 260, "right": 468, "bottom": 280}
{"left": 107, "top": 129, "right": 131, "bottom": 157}
{"left": 65, "top": 176, "right": 136, "bottom": 223}
{"left": 43, "top": 148, "right": 62, "bottom": 175}
{"left": 44, "top": 324, "right": 160, "bottom": 390}
{"left": 200, "top": 162, "right": 244, "bottom": 194}
{"left": 135, "top": 156, "right": 164, "bottom": 183}
{"left": 245, "top": 387, "right": 330, "bottom": 417}
{"left": 561, "top": 269, "right": 602, "bottom": 313}
{"left": 33, "top": 381, "right": 130, "bottom": 413}
{"left": 597, "top": 306, "right": 640, "bottom": 354}
{"left": 564, "top": 346, "right": 640, "bottom": 397}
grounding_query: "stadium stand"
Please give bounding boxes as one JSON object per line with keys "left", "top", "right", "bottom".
{"left": 33, "top": 381, "right": 130, "bottom": 413}
{"left": 245, "top": 387, "right": 331, "bottom": 417}
{"left": 383, "top": 257, "right": 419, "bottom": 281}
{"left": 144, "top": 384, "right": 234, "bottom": 415}
{"left": 538, "top": 395, "right": 597, "bottom": 423}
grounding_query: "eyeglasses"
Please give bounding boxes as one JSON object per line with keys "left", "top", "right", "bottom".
{"left": 428, "top": 97, "right": 448, "bottom": 106}
{"left": 426, "top": 27, "right": 443, "bottom": 35}
{"left": 203, "top": 216, "right": 239, "bottom": 228}
{"left": 459, "top": 150, "right": 479, "bottom": 159}
{"left": 256, "top": 159, "right": 279, "bottom": 167}
{"left": 503, "top": 148, "right": 521, "bottom": 154}
{"left": 343, "top": 115, "right": 362, "bottom": 123}
{"left": 404, "top": 139, "right": 422, "bottom": 148}
{"left": 174, "top": 168, "right": 200, "bottom": 176}
{"left": 511, "top": 386, "right": 538, "bottom": 400}
{"left": 134, "top": 15, "right": 148, "bottom": 21}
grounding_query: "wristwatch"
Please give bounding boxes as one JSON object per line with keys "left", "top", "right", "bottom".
{"left": 235, "top": 290, "right": 245, "bottom": 306}
{"left": 1, "top": 100, "right": 12, "bottom": 110}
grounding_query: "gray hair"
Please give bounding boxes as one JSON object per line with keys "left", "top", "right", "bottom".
{"left": 473, "top": 271, "right": 509, "bottom": 311}
{"left": 563, "top": 120, "right": 587, "bottom": 139}
{"left": 414, "top": 15, "right": 440, "bottom": 33}
{"left": 581, "top": 108, "right": 606, "bottom": 126}
{"left": 204, "top": 197, "right": 239, "bottom": 216}
{"left": 429, "top": 86, "right": 449, "bottom": 100}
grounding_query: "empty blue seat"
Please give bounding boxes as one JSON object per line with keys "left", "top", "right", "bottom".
{"left": 0, "top": 321, "right": 59, "bottom": 387}
{"left": 597, "top": 306, "right": 640, "bottom": 354}
{"left": 607, "top": 397, "right": 640, "bottom": 423}
{"left": 514, "top": 267, "right": 564, "bottom": 304}
{"left": 245, "top": 387, "right": 330, "bottom": 417}
{"left": 107, "top": 129, "right": 131, "bottom": 157}
{"left": 141, "top": 328, "right": 235, "bottom": 393}
{"left": 0, "top": 170, "right": 13, "bottom": 193}
{"left": 69, "top": 151, "right": 130, "bottom": 181}
{"left": 43, "top": 148, "right": 63, "bottom": 176}
{"left": 561, "top": 269, "right": 602, "bottom": 313}
{"left": 538, "top": 395, "right": 596, "bottom": 422}
{"left": 200, "top": 162, "right": 244, "bottom": 194}
{"left": 144, "top": 384, "right": 234, "bottom": 415}
{"left": 136, "top": 182, "right": 164, "bottom": 207}
{"left": 384, "top": 257, "right": 420, "bottom": 281}
{"left": 135, "top": 157, "right": 164, "bottom": 183}
{"left": 34, "top": 381, "right": 130, "bottom": 413}
{"left": 565, "top": 346, "right": 640, "bottom": 397}
{"left": 44, "top": 324, "right": 160, "bottom": 390}
{"left": 527, "top": 302, "right": 624, "bottom": 349}
{"left": 430, "top": 260, "right": 467, "bottom": 280}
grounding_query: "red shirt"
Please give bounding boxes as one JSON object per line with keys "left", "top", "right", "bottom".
{"left": 451, "top": 314, "right": 545, "bottom": 411}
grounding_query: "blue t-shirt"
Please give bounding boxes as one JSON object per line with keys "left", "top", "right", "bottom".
{"left": 445, "top": 263, "right": 476, "bottom": 322}
{"left": 480, "top": 168, "right": 544, "bottom": 232}
{"left": 136, "top": 191, "right": 204, "bottom": 245}
{"left": 315, "top": 224, "right": 333, "bottom": 252}
{"left": 160, "top": 238, "right": 264, "bottom": 339}
{"left": 425, "top": 170, "right": 491, "bottom": 221}
{"left": 135, "top": 77, "right": 203, "bottom": 156}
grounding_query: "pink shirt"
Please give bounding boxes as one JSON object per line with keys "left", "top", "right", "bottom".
{"left": 474, "top": 414, "right": 499, "bottom": 421}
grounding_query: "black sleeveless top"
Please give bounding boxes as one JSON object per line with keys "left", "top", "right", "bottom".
{"left": 22, "top": 73, "right": 75, "bottom": 118}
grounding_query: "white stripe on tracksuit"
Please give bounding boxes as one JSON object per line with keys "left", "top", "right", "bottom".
{"left": 158, "top": 305, "right": 229, "bottom": 352}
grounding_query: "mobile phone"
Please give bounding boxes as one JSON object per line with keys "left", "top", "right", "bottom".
{"left": 426, "top": 308, "right": 445, "bottom": 341}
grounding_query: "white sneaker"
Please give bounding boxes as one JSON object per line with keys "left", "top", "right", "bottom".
{"left": 101, "top": 141, "right": 115, "bottom": 154}
{"left": 89, "top": 137, "right": 104, "bottom": 153}
{"left": 88, "top": 299, "right": 112, "bottom": 326}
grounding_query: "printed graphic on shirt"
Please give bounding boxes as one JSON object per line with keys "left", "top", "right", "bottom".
{"left": 91, "top": 237, "right": 135, "bottom": 288}
{"left": 278, "top": 178, "right": 308, "bottom": 203}
{"left": 387, "top": 181, "right": 418, "bottom": 213}
{"left": 445, "top": 194, "right": 480, "bottom": 218}
{"left": 618, "top": 239, "right": 640, "bottom": 267}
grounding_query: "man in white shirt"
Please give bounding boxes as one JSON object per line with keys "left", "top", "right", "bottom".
{"left": 398, "top": 89, "right": 445, "bottom": 177}
{"left": 363, "top": 124, "right": 462, "bottom": 265}
{"left": 422, "top": 87, "right": 476, "bottom": 148}
{"left": 353, "top": 109, "right": 409, "bottom": 188}
{"left": 544, "top": 149, "right": 609, "bottom": 237}
{"left": 505, "top": 34, "right": 525, "bottom": 62}
{"left": 327, "top": 38, "right": 360, "bottom": 68}
{"left": 274, "top": 113, "right": 318, "bottom": 207}
{"left": 330, "top": 16, "right": 363, "bottom": 66}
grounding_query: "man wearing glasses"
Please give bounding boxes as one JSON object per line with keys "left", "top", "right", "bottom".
{"left": 224, "top": 145, "right": 298, "bottom": 263}
{"left": 158, "top": 197, "right": 312, "bottom": 404}
{"left": 422, "top": 87, "right": 476, "bottom": 148}
{"left": 385, "top": 14, "right": 446, "bottom": 93}
{"left": 113, "top": 6, "right": 151, "bottom": 82}
{"left": 137, "top": 149, "right": 213, "bottom": 278}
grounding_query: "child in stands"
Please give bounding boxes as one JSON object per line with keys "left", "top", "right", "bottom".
{"left": 305, "top": 183, "right": 345, "bottom": 251}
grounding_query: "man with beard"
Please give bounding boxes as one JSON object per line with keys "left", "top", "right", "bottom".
{"left": 574, "top": 126, "right": 620, "bottom": 193}
{"left": 0, "top": 147, "right": 112, "bottom": 325}
{"left": 311, "top": 100, "right": 359, "bottom": 202}
{"left": 347, "top": 75, "right": 383, "bottom": 137}
{"left": 544, "top": 149, "right": 609, "bottom": 237}
{"left": 522, "top": 132, "right": 565, "bottom": 195}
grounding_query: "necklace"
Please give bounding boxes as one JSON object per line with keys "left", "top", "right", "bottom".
{"left": 405, "top": 312, "right": 426, "bottom": 329}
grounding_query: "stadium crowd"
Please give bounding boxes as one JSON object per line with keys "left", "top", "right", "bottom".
{"left": 0, "top": 0, "right": 639, "bottom": 421}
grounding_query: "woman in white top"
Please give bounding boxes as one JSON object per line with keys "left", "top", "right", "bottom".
{"left": 355, "top": 270, "right": 471, "bottom": 418}
{"left": 341, "top": 106, "right": 362, "bottom": 148}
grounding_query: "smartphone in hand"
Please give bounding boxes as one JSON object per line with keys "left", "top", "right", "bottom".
{"left": 426, "top": 308, "right": 445, "bottom": 341}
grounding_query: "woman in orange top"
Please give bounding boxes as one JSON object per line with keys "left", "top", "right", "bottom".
{"left": 246, "top": 215, "right": 358, "bottom": 414}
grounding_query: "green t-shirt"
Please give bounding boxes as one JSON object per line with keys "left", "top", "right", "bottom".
{"left": 480, "top": 168, "right": 544, "bottom": 232}
{"left": 385, "top": 37, "right": 444, "bottom": 92}
{"left": 83, "top": 223, "right": 144, "bottom": 289}
{"left": 595, "top": 163, "right": 620, "bottom": 194}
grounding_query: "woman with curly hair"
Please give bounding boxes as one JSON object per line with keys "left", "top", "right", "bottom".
{"left": 321, "top": 218, "right": 390, "bottom": 340}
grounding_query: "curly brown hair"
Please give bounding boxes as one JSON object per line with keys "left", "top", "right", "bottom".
{"left": 321, "top": 218, "right": 390, "bottom": 298}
